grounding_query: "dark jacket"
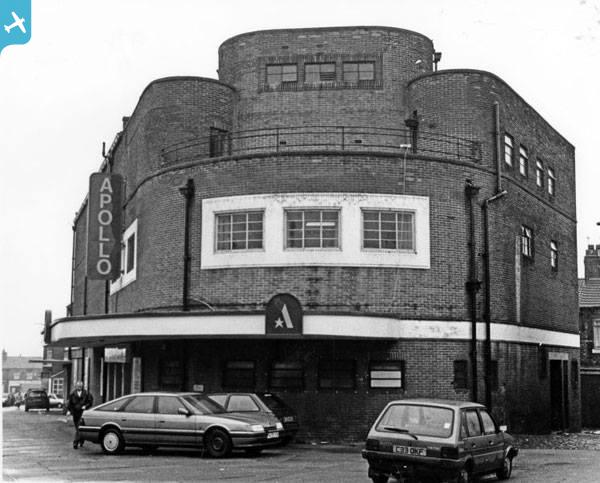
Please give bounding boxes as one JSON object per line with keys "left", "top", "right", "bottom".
{"left": 67, "top": 389, "right": 93, "bottom": 416}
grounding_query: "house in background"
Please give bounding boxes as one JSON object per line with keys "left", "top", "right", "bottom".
{"left": 2, "top": 350, "right": 43, "bottom": 394}
{"left": 579, "top": 244, "right": 600, "bottom": 427}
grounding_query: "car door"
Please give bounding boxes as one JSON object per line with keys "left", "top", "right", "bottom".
{"left": 117, "top": 395, "right": 156, "bottom": 444}
{"left": 478, "top": 409, "right": 504, "bottom": 472}
{"left": 155, "top": 395, "right": 197, "bottom": 446}
{"left": 461, "top": 408, "right": 489, "bottom": 473}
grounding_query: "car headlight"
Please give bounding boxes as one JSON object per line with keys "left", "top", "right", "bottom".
{"left": 276, "top": 422, "right": 283, "bottom": 430}
{"left": 250, "top": 424, "right": 264, "bottom": 432}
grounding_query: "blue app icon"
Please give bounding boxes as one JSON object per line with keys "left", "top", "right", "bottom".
{"left": 1, "top": 0, "right": 31, "bottom": 54}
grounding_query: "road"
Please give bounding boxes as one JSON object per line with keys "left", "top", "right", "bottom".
{"left": 3, "top": 406, "right": 600, "bottom": 482}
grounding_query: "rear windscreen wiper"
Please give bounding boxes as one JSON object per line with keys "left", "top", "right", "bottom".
{"left": 382, "top": 426, "right": 419, "bottom": 440}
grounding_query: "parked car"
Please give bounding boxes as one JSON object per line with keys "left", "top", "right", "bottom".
{"left": 206, "top": 392, "right": 299, "bottom": 444}
{"left": 78, "top": 392, "right": 284, "bottom": 457}
{"left": 23, "top": 389, "right": 50, "bottom": 412}
{"left": 361, "top": 399, "right": 518, "bottom": 483}
{"left": 48, "top": 393, "right": 64, "bottom": 409}
{"left": 3, "top": 393, "right": 14, "bottom": 407}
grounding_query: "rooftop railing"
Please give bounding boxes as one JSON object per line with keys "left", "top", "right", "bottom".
{"left": 160, "top": 125, "right": 482, "bottom": 164}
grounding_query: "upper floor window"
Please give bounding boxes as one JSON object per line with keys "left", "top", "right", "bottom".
{"left": 518, "top": 145, "right": 528, "bottom": 177}
{"left": 343, "top": 62, "right": 375, "bottom": 83}
{"left": 363, "top": 210, "right": 414, "bottom": 250}
{"left": 536, "top": 159, "right": 544, "bottom": 187}
{"left": 593, "top": 320, "right": 600, "bottom": 351}
{"left": 286, "top": 209, "right": 339, "bottom": 249}
{"left": 304, "top": 63, "right": 336, "bottom": 83}
{"left": 504, "top": 134, "right": 514, "bottom": 166}
{"left": 111, "top": 219, "right": 138, "bottom": 294}
{"left": 550, "top": 240, "right": 558, "bottom": 270}
{"left": 521, "top": 225, "right": 534, "bottom": 258}
{"left": 266, "top": 64, "right": 297, "bottom": 87}
{"left": 209, "top": 127, "right": 229, "bottom": 157}
{"left": 547, "top": 168, "right": 556, "bottom": 195}
{"left": 216, "top": 211, "right": 263, "bottom": 251}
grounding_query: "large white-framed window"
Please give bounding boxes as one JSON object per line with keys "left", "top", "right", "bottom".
{"left": 362, "top": 210, "right": 415, "bottom": 251}
{"left": 201, "top": 193, "right": 430, "bottom": 270}
{"left": 593, "top": 320, "right": 600, "bottom": 353}
{"left": 215, "top": 211, "right": 263, "bottom": 251}
{"left": 285, "top": 209, "right": 340, "bottom": 249}
{"left": 110, "top": 219, "right": 138, "bottom": 293}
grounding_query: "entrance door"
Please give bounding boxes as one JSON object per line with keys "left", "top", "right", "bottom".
{"left": 550, "top": 360, "right": 569, "bottom": 430}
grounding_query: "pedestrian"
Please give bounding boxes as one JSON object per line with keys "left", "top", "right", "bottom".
{"left": 66, "top": 381, "right": 93, "bottom": 449}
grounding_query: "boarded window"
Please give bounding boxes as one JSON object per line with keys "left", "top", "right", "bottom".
{"left": 318, "top": 359, "right": 355, "bottom": 389}
{"left": 369, "top": 361, "right": 405, "bottom": 389}
{"left": 269, "top": 361, "right": 304, "bottom": 390}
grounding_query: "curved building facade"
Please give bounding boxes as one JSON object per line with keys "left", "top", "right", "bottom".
{"left": 51, "top": 26, "right": 580, "bottom": 440}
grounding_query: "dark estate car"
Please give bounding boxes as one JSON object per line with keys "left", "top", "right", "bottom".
{"left": 24, "top": 389, "right": 50, "bottom": 412}
{"left": 78, "top": 392, "right": 284, "bottom": 457}
{"left": 207, "top": 392, "right": 299, "bottom": 444}
{"left": 362, "top": 399, "right": 518, "bottom": 483}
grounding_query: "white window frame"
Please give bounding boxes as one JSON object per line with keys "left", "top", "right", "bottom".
{"left": 518, "top": 145, "right": 528, "bottom": 177}
{"left": 504, "top": 134, "right": 514, "bottom": 166}
{"left": 550, "top": 240, "right": 558, "bottom": 269}
{"left": 593, "top": 320, "right": 600, "bottom": 353}
{"left": 285, "top": 209, "right": 340, "bottom": 249}
{"left": 110, "top": 219, "right": 138, "bottom": 294}
{"left": 547, "top": 167, "right": 556, "bottom": 195}
{"left": 215, "top": 210, "right": 264, "bottom": 252}
{"left": 362, "top": 209, "right": 415, "bottom": 251}
{"left": 536, "top": 159, "right": 544, "bottom": 187}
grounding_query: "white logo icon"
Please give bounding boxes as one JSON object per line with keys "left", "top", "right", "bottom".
{"left": 273, "top": 304, "right": 294, "bottom": 329}
{"left": 4, "top": 11, "right": 26, "bottom": 34}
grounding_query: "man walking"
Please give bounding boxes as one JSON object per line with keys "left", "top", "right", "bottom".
{"left": 67, "top": 381, "right": 93, "bottom": 449}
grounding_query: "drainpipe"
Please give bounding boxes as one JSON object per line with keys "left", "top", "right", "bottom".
{"left": 465, "top": 180, "right": 481, "bottom": 402}
{"left": 493, "top": 102, "right": 502, "bottom": 193}
{"left": 179, "top": 179, "right": 195, "bottom": 311}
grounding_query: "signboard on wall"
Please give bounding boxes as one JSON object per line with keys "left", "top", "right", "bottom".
{"left": 104, "top": 347, "right": 127, "bottom": 363}
{"left": 131, "top": 357, "right": 142, "bottom": 393}
{"left": 265, "top": 294, "right": 303, "bottom": 335}
{"left": 87, "top": 173, "right": 123, "bottom": 280}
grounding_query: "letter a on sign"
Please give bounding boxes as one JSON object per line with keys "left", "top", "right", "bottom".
{"left": 86, "top": 173, "right": 123, "bottom": 280}
{"left": 265, "top": 294, "right": 303, "bottom": 335}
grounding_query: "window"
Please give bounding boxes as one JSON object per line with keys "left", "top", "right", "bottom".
{"left": 13, "top": 371, "right": 20, "bottom": 379}
{"left": 550, "top": 241, "right": 558, "bottom": 270}
{"left": 536, "top": 159, "right": 544, "bottom": 187}
{"left": 504, "top": 134, "right": 514, "bottom": 166}
{"left": 123, "top": 395, "right": 155, "bottom": 413}
{"left": 157, "top": 396, "right": 184, "bottom": 415}
{"left": 209, "top": 127, "right": 229, "bottom": 157}
{"left": 518, "top": 145, "right": 528, "bottom": 177}
{"left": 51, "top": 378, "right": 64, "bottom": 397}
{"left": 223, "top": 361, "right": 255, "bottom": 390}
{"left": 521, "top": 225, "right": 534, "bottom": 258}
{"left": 227, "top": 395, "right": 260, "bottom": 412}
{"left": 216, "top": 211, "right": 263, "bottom": 251}
{"left": 453, "top": 360, "right": 468, "bottom": 389}
{"left": 594, "top": 320, "right": 600, "bottom": 351}
{"left": 111, "top": 219, "right": 137, "bottom": 293}
{"left": 548, "top": 167, "right": 556, "bottom": 195}
{"left": 343, "top": 62, "right": 375, "bottom": 83}
{"left": 369, "top": 361, "right": 405, "bottom": 389}
{"left": 286, "top": 209, "right": 339, "bottom": 249}
{"left": 463, "top": 409, "right": 482, "bottom": 437}
{"left": 266, "top": 64, "right": 297, "bottom": 87}
{"left": 479, "top": 410, "right": 497, "bottom": 435}
{"left": 126, "top": 232, "right": 136, "bottom": 273}
{"left": 363, "top": 210, "right": 414, "bottom": 250}
{"left": 269, "top": 361, "right": 304, "bottom": 390}
{"left": 304, "top": 63, "right": 336, "bottom": 83}
{"left": 318, "top": 359, "right": 355, "bottom": 389}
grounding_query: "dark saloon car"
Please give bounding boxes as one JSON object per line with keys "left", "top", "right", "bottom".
{"left": 362, "top": 399, "right": 518, "bottom": 483}
{"left": 207, "top": 392, "right": 299, "bottom": 444}
{"left": 24, "top": 389, "right": 50, "bottom": 412}
{"left": 78, "top": 392, "right": 284, "bottom": 457}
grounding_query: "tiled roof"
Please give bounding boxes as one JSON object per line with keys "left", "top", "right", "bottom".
{"left": 579, "top": 278, "right": 600, "bottom": 307}
{"left": 2, "top": 356, "right": 40, "bottom": 369}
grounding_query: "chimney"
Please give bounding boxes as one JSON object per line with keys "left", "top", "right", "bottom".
{"left": 584, "top": 243, "right": 600, "bottom": 280}
{"left": 122, "top": 116, "right": 130, "bottom": 129}
{"left": 2, "top": 349, "right": 7, "bottom": 363}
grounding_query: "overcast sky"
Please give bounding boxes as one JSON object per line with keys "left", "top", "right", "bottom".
{"left": 1, "top": 0, "right": 599, "bottom": 357}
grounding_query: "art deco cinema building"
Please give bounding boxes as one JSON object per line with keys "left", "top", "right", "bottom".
{"left": 50, "top": 26, "right": 580, "bottom": 439}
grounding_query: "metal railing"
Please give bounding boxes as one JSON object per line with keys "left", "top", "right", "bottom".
{"left": 160, "top": 125, "right": 482, "bottom": 164}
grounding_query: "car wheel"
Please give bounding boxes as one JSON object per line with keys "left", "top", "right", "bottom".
{"left": 24, "top": 405, "right": 29, "bottom": 412}
{"left": 456, "top": 467, "right": 471, "bottom": 483}
{"left": 496, "top": 454, "right": 513, "bottom": 480}
{"left": 101, "top": 428, "right": 125, "bottom": 454}
{"left": 204, "top": 428, "right": 232, "bottom": 458}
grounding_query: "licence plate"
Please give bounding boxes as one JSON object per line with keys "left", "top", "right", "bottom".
{"left": 393, "top": 445, "right": 426, "bottom": 456}
{"left": 267, "top": 432, "right": 279, "bottom": 439}
{"left": 283, "top": 416, "right": 294, "bottom": 423}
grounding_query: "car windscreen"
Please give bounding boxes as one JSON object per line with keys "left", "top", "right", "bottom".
{"left": 185, "top": 395, "right": 227, "bottom": 414}
{"left": 28, "top": 391, "right": 46, "bottom": 397}
{"left": 376, "top": 404, "right": 454, "bottom": 438}
{"left": 258, "top": 393, "right": 289, "bottom": 411}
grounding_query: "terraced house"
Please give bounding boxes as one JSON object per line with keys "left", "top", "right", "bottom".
{"left": 47, "top": 26, "right": 580, "bottom": 440}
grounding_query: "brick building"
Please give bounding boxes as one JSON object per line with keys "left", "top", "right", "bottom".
{"left": 2, "top": 350, "right": 43, "bottom": 394}
{"left": 579, "top": 244, "right": 600, "bottom": 427}
{"left": 47, "top": 26, "right": 580, "bottom": 440}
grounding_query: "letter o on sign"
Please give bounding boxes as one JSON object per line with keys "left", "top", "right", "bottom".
{"left": 97, "top": 259, "right": 112, "bottom": 275}
{"left": 98, "top": 209, "right": 113, "bottom": 225}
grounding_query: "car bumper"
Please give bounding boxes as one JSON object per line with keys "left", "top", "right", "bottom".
{"left": 362, "top": 449, "right": 465, "bottom": 478}
{"left": 230, "top": 431, "right": 283, "bottom": 449}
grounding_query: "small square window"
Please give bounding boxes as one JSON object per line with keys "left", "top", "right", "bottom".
{"left": 343, "top": 62, "right": 375, "bottom": 83}
{"left": 304, "top": 63, "right": 336, "bottom": 83}
{"left": 518, "top": 146, "right": 528, "bottom": 177}
{"left": 521, "top": 225, "right": 534, "bottom": 258}
{"left": 266, "top": 64, "right": 297, "bottom": 87}
{"left": 504, "top": 134, "right": 514, "bottom": 166}
{"left": 216, "top": 211, "right": 263, "bottom": 251}
{"left": 363, "top": 210, "right": 414, "bottom": 250}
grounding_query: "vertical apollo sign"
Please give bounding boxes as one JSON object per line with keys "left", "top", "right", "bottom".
{"left": 87, "top": 173, "right": 123, "bottom": 280}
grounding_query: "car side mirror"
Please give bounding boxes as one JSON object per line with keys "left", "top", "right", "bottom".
{"left": 499, "top": 425, "right": 507, "bottom": 432}
{"left": 178, "top": 407, "right": 191, "bottom": 417}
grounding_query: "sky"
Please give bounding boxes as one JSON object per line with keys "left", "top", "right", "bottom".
{"left": 1, "top": 0, "right": 599, "bottom": 357}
